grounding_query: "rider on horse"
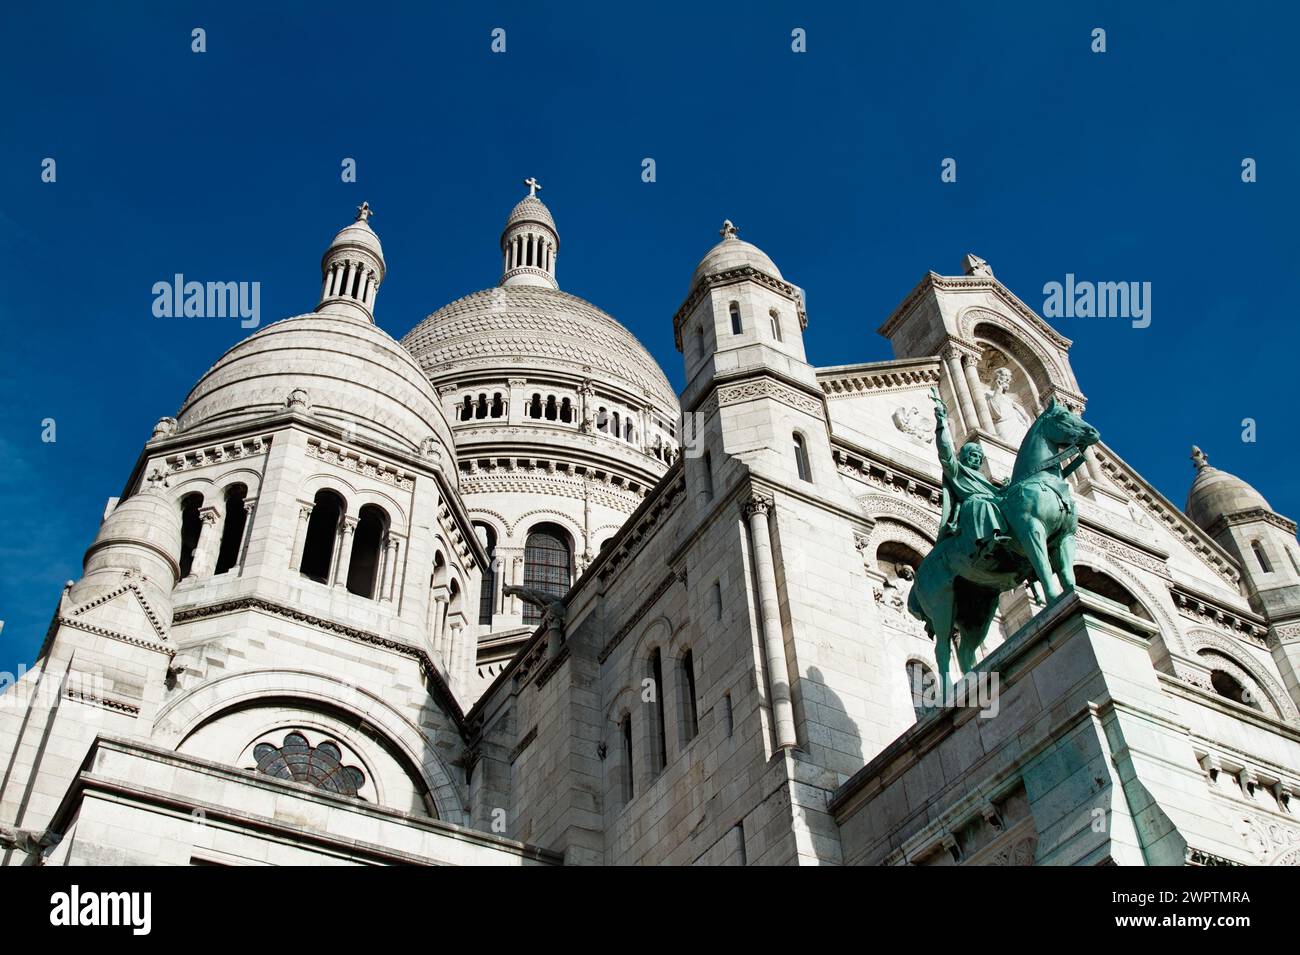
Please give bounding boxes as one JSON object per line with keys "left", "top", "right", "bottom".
{"left": 931, "top": 390, "right": 1010, "bottom": 558}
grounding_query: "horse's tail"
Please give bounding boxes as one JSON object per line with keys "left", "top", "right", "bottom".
{"left": 906, "top": 580, "right": 923, "bottom": 621}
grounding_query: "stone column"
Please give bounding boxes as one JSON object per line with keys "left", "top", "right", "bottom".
{"left": 743, "top": 494, "right": 798, "bottom": 751}
{"left": 332, "top": 516, "right": 358, "bottom": 589}
{"left": 380, "top": 535, "right": 401, "bottom": 602}
{"left": 237, "top": 499, "right": 257, "bottom": 573}
{"left": 962, "top": 352, "right": 995, "bottom": 432}
{"left": 341, "top": 260, "right": 355, "bottom": 299}
{"left": 507, "top": 378, "right": 528, "bottom": 425}
{"left": 289, "top": 504, "right": 313, "bottom": 571}
{"left": 188, "top": 506, "right": 222, "bottom": 579}
{"left": 941, "top": 345, "right": 980, "bottom": 439}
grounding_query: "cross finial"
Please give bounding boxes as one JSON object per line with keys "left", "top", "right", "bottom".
{"left": 524, "top": 177, "right": 542, "bottom": 198}
{"left": 356, "top": 201, "right": 374, "bottom": 223}
{"left": 1191, "top": 445, "right": 1209, "bottom": 471}
{"left": 719, "top": 219, "right": 738, "bottom": 239}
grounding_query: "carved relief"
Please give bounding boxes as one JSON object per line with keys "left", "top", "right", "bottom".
{"left": 891, "top": 405, "right": 935, "bottom": 445}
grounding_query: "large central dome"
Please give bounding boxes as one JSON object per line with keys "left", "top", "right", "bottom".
{"left": 401, "top": 285, "right": 677, "bottom": 412}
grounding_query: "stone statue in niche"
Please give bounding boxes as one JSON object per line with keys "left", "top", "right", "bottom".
{"left": 892, "top": 405, "right": 935, "bottom": 445}
{"left": 984, "top": 367, "right": 1033, "bottom": 447}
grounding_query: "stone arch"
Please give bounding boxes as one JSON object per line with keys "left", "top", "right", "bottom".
{"left": 150, "top": 668, "right": 466, "bottom": 824}
{"left": 508, "top": 508, "right": 583, "bottom": 546}
{"left": 868, "top": 519, "right": 936, "bottom": 567}
{"left": 1183, "top": 629, "right": 1298, "bottom": 722}
{"left": 1072, "top": 544, "right": 1183, "bottom": 653}
{"left": 300, "top": 472, "right": 409, "bottom": 531}
{"left": 962, "top": 309, "right": 1063, "bottom": 402}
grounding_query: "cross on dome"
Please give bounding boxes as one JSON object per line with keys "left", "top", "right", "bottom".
{"left": 524, "top": 177, "right": 542, "bottom": 198}
{"left": 356, "top": 201, "right": 374, "bottom": 223}
{"left": 719, "top": 219, "right": 738, "bottom": 239}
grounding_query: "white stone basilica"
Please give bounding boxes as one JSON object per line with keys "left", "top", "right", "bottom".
{"left": 2, "top": 185, "right": 1298, "bottom": 866}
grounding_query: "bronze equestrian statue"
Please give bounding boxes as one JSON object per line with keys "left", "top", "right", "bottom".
{"left": 907, "top": 388, "right": 1100, "bottom": 690}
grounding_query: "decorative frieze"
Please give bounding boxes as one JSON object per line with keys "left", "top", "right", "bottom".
{"left": 305, "top": 438, "right": 414, "bottom": 490}
{"left": 164, "top": 435, "right": 272, "bottom": 474}
{"left": 717, "top": 377, "right": 823, "bottom": 419}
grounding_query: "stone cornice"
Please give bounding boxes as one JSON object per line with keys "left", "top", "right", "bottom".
{"left": 673, "top": 265, "right": 806, "bottom": 351}
{"left": 171, "top": 596, "right": 466, "bottom": 733}
{"left": 876, "top": 272, "right": 1072, "bottom": 352}
{"left": 1169, "top": 582, "right": 1271, "bottom": 649}
{"left": 1207, "top": 506, "right": 1297, "bottom": 538}
{"left": 817, "top": 358, "right": 942, "bottom": 398}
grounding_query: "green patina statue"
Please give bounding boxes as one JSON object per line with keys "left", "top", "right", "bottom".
{"left": 907, "top": 388, "right": 1100, "bottom": 689}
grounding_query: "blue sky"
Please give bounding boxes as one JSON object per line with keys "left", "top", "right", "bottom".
{"left": 0, "top": 1, "right": 1296, "bottom": 674}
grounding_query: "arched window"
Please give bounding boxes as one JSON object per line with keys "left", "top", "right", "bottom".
{"left": 1073, "top": 566, "right": 1152, "bottom": 620}
{"left": 695, "top": 325, "right": 706, "bottom": 359}
{"left": 346, "top": 504, "right": 388, "bottom": 598}
{"left": 300, "top": 489, "right": 344, "bottom": 583}
{"left": 178, "top": 492, "right": 204, "bottom": 579}
{"left": 560, "top": 397, "right": 573, "bottom": 423}
{"left": 214, "top": 484, "right": 248, "bottom": 575}
{"left": 529, "top": 394, "right": 542, "bottom": 418}
{"left": 523, "top": 524, "right": 571, "bottom": 624}
{"left": 648, "top": 648, "right": 668, "bottom": 773}
{"left": 612, "top": 411, "right": 621, "bottom": 439}
{"left": 1209, "top": 667, "right": 1262, "bottom": 712}
{"left": 545, "top": 395, "right": 558, "bottom": 420}
{"left": 907, "top": 661, "right": 937, "bottom": 720}
{"left": 460, "top": 395, "right": 473, "bottom": 421}
{"left": 490, "top": 392, "right": 504, "bottom": 418}
{"left": 793, "top": 432, "right": 812, "bottom": 482}
{"left": 769, "top": 309, "right": 783, "bottom": 342}
{"left": 729, "top": 301, "right": 742, "bottom": 335}
{"left": 476, "top": 523, "right": 497, "bottom": 626}
{"left": 680, "top": 650, "right": 699, "bottom": 743}
{"left": 701, "top": 450, "right": 714, "bottom": 500}
{"left": 620, "top": 715, "right": 634, "bottom": 803}
{"left": 1252, "top": 540, "right": 1272, "bottom": 573}
{"left": 597, "top": 407, "right": 609, "bottom": 433}
{"left": 476, "top": 394, "right": 488, "bottom": 419}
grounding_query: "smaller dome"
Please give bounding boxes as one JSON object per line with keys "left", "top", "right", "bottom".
{"left": 1185, "top": 445, "right": 1273, "bottom": 532}
{"left": 323, "top": 203, "right": 384, "bottom": 265}
{"left": 690, "top": 220, "right": 782, "bottom": 291}
{"left": 505, "top": 195, "right": 556, "bottom": 233}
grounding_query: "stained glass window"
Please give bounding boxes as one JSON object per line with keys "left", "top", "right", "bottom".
{"left": 523, "top": 525, "right": 570, "bottom": 624}
{"left": 252, "top": 732, "right": 366, "bottom": 797}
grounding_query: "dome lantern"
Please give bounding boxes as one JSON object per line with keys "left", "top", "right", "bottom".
{"left": 317, "top": 201, "right": 385, "bottom": 323}
{"left": 500, "top": 178, "right": 560, "bottom": 290}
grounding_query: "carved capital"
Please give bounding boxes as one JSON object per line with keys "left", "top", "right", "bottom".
{"left": 742, "top": 493, "right": 773, "bottom": 520}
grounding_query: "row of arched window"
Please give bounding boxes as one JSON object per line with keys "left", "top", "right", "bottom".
{"left": 298, "top": 489, "right": 392, "bottom": 599}
{"left": 526, "top": 393, "right": 574, "bottom": 423}
{"left": 616, "top": 645, "right": 701, "bottom": 806}
{"left": 727, "top": 300, "right": 783, "bottom": 342}
{"left": 178, "top": 484, "right": 250, "bottom": 580}
{"left": 458, "top": 392, "right": 506, "bottom": 421}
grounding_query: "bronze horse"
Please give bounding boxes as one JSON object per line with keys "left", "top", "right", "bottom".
{"left": 907, "top": 398, "right": 1100, "bottom": 689}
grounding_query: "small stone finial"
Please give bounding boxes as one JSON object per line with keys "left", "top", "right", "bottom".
{"left": 719, "top": 219, "right": 738, "bottom": 240}
{"left": 1191, "top": 445, "right": 1210, "bottom": 471}
{"left": 355, "top": 201, "right": 374, "bottom": 223}
{"left": 961, "top": 253, "right": 993, "bottom": 278}
{"left": 286, "top": 387, "right": 312, "bottom": 413}
{"left": 523, "top": 176, "right": 542, "bottom": 198}
{"left": 151, "top": 416, "right": 178, "bottom": 440}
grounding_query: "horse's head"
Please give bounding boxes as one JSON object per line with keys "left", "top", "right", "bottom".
{"left": 1036, "top": 398, "right": 1100, "bottom": 451}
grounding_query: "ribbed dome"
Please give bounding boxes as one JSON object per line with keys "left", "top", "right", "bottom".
{"left": 177, "top": 312, "right": 453, "bottom": 457}
{"left": 505, "top": 196, "right": 556, "bottom": 233}
{"left": 691, "top": 233, "right": 782, "bottom": 291}
{"left": 1186, "top": 446, "right": 1273, "bottom": 532}
{"left": 402, "top": 286, "right": 678, "bottom": 413}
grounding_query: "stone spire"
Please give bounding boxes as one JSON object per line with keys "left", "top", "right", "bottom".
{"left": 500, "top": 179, "right": 559, "bottom": 290}
{"left": 317, "top": 202, "right": 386, "bottom": 323}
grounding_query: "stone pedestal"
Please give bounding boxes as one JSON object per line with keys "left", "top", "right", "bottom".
{"left": 830, "top": 589, "right": 1260, "bottom": 866}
